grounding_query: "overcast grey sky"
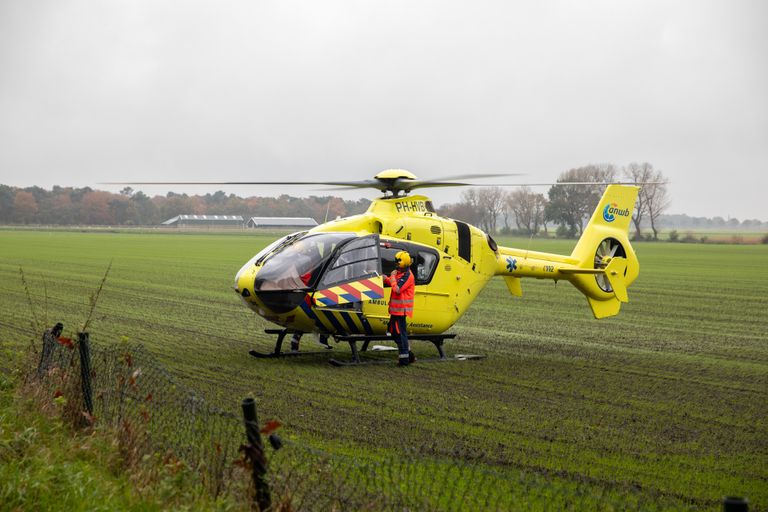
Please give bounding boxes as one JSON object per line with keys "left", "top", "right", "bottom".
{"left": 0, "top": 0, "right": 766, "bottom": 219}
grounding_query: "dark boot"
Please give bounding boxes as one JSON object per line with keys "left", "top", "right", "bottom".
{"left": 408, "top": 351, "right": 416, "bottom": 363}
{"left": 317, "top": 334, "right": 332, "bottom": 349}
{"left": 290, "top": 333, "right": 301, "bottom": 352}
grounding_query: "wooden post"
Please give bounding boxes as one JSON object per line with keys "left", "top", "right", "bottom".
{"left": 723, "top": 496, "right": 748, "bottom": 512}
{"left": 37, "top": 330, "right": 55, "bottom": 377}
{"left": 242, "top": 397, "right": 271, "bottom": 511}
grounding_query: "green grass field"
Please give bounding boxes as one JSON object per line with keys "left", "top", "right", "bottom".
{"left": 1, "top": 229, "right": 766, "bottom": 510}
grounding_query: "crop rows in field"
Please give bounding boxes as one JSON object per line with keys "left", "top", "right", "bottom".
{"left": 1, "top": 229, "right": 766, "bottom": 509}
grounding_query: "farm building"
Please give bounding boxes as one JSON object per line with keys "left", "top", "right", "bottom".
{"left": 246, "top": 217, "right": 318, "bottom": 228}
{"left": 161, "top": 215, "right": 244, "bottom": 228}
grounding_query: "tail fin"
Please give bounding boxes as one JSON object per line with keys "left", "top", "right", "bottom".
{"left": 566, "top": 185, "right": 640, "bottom": 318}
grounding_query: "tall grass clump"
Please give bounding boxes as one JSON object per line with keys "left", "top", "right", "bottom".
{"left": 1, "top": 355, "right": 243, "bottom": 511}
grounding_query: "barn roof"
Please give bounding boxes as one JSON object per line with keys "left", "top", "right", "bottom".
{"left": 246, "top": 217, "right": 318, "bottom": 227}
{"left": 162, "top": 215, "right": 244, "bottom": 225}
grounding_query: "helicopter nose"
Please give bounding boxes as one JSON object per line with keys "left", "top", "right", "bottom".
{"left": 235, "top": 265, "right": 257, "bottom": 298}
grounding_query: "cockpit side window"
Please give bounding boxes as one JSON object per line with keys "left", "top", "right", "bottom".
{"left": 380, "top": 247, "right": 400, "bottom": 277}
{"left": 380, "top": 242, "right": 439, "bottom": 285}
{"left": 415, "top": 251, "right": 438, "bottom": 283}
{"left": 318, "top": 236, "right": 380, "bottom": 288}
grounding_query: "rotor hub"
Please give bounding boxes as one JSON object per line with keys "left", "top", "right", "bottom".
{"left": 374, "top": 169, "right": 418, "bottom": 197}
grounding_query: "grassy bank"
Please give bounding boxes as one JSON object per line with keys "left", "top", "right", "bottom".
{"left": 0, "top": 350, "right": 240, "bottom": 511}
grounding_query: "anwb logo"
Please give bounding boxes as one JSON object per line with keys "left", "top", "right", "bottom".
{"left": 603, "top": 203, "right": 630, "bottom": 222}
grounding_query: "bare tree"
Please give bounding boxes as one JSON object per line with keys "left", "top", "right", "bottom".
{"left": 477, "top": 187, "right": 505, "bottom": 233}
{"left": 532, "top": 192, "right": 548, "bottom": 234}
{"left": 502, "top": 190, "right": 514, "bottom": 231}
{"left": 545, "top": 165, "right": 616, "bottom": 237}
{"left": 438, "top": 189, "right": 483, "bottom": 226}
{"left": 622, "top": 162, "right": 654, "bottom": 240}
{"left": 644, "top": 170, "right": 670, "bottom": 240}
{"left": 458, "top": 189, "right": 483, "bottom": 226}
{"left": 506, "top": 187, "right": 548, "bottom": 235}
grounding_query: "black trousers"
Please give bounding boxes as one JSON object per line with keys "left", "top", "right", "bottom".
{"left": 388, "top": 315, "right": 409, "bottom": 361}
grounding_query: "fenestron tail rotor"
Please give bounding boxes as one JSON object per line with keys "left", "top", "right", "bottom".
{"left": 594, "top": 238, "right": 626, "bottom": 292}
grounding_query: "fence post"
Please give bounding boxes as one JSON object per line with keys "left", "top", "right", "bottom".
{"left": 723, "top": 496, "right": 748, "bottom": 512}
{"left": 37, "top": 330, "right": 55, "bottom": 377}
{"left": 242, "top": 397, "right": 271, "bottom": 511}
{"left": 37, "top": 322, "right": 63, "bottom": 377}
{"left": 78, "top": 332, "right": 94, "bottom": 423}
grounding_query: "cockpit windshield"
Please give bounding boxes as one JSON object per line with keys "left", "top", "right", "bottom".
{"left": 234, "top": 231, "right": 306, "bottom": 287}
{"left": 254, "top": 233, "right": 355, "bottom": 291}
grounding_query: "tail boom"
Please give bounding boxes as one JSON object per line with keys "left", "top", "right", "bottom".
{"left": 495, "top": 184, "right": 640, "bottom": 319}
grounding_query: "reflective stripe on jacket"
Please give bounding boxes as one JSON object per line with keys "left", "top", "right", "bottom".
{"left": 384, "top": 268, "right": 415, "bottom": 318}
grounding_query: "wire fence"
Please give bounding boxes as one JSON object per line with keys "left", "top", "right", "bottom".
{"left": 31, "top": 325, "right": 543, "bottom": 510}
{"left": 27, "top": 324, "right": 718, "bottom": 511}
{"left": 34, "top": 327, "right": 244, "bottom": 497}
{"left": 267, "top": 441, "right": 546, "bottom": 511}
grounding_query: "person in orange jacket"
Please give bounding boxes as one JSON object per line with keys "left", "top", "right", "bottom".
{"left": 384, "top": 250, "right": 416, "bottom": 366}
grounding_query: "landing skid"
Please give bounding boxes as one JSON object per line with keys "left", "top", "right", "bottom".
{"left": 335, "top": 333, "right": 457, "bottom": 362}
{"left": 249, "top": 329, "right": 333, "bottom": 359}
{"left": 328, "top": 354, "right": 485, "bottom": 367}
{"left": 249, "top": 349, "right": 332, "bottom": 358}
{"left": 330, "top": 334, "right": 483, "bottom": 366}
{"left": 251, "top": 329, "right": 484, "bottom": 365}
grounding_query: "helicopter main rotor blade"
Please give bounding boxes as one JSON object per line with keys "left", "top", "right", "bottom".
{"left": 416, "top": 172, "right": 524, "bottom": 182}
{"left": 476, "top": 181, "right": 664, "bottom": 187}
{"left": 401, "top": 173, "right": 525, "bottom": 192}
{"left": 102, "top": 175, "right": 661, "bottom": 196}
{"left": 406, "top": 182, "right": 473, "bottom": 188}
{"left": 312, "top": 181, "right": 474, "bottom": 192}
{"left": 103, "top": 180, "right": 381, "bottom": 187}
{"left": 103, "top": 173, "right": 525, "bottom": 188}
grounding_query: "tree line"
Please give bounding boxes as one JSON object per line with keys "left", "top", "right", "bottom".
{"left": 441, "top": 163, "right": 669, "bottom": 239}
{"left": 2, "top": 163, "right": 765, "bottom": 237}
{"left": 439, "top": 163, "right": 676, "bottom": 240}
{"left": 436, "top": 163, "right": 764, "bottom": 238}
{"left": 0, "top": 184, "right": 371, "bottom": 227}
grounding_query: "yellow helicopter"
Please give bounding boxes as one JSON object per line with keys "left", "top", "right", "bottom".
{"left": 223, "top": 169, "right": 640, "bottom": 364}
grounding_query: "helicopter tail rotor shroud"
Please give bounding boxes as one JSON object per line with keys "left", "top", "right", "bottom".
{"left": 495, "top": 184, "right": 640, "bottom": 319}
